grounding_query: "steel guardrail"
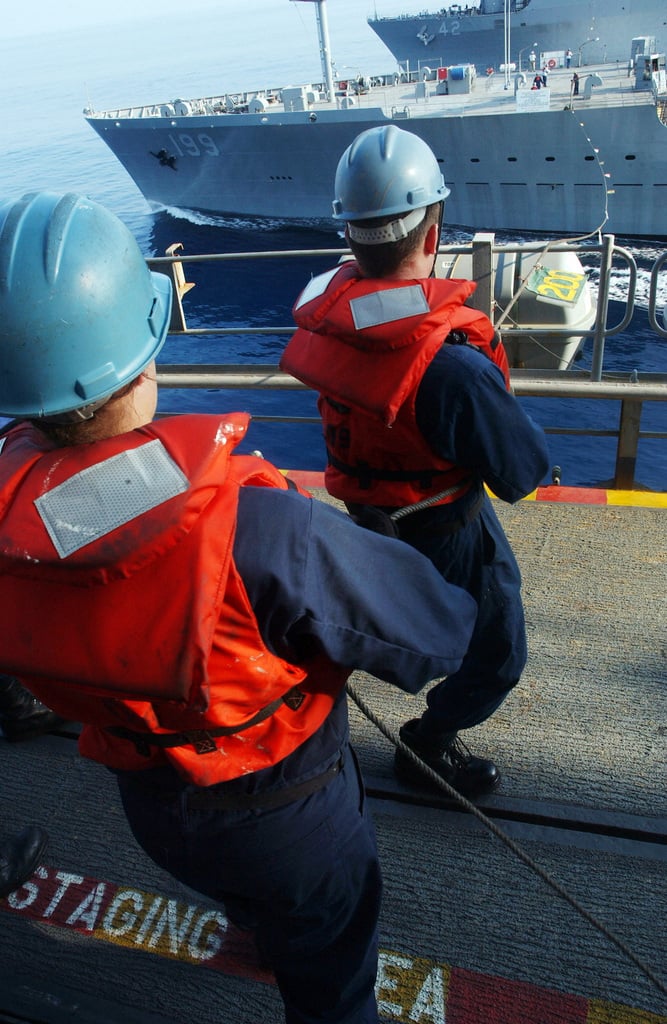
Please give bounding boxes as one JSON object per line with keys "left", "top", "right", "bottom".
{"left": 148, "top": 238, "right": 667, "bottom": 491}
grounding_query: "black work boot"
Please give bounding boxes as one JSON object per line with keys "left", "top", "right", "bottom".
{"left": 0, "top": 675, "right": 65, "bottom": 742}
{"left": 394, "top": 718, "right": 500, "bottom": 797}
{"left": 0, "top": 826, "right": 48, "bottom": 899}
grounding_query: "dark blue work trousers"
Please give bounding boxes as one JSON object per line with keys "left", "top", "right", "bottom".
{"left": 405, "top": 494, "right": 527, "bottom": 738}
{"left": 116, "top": 741, "right": 382, "bottom": 1024}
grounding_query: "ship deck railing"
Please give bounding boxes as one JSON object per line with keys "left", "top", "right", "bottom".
{"left": 83, "top": 56, "right": 664, "bottom": 122}
{"left": 147, "top": 234, "right": 667, "bottom": 492}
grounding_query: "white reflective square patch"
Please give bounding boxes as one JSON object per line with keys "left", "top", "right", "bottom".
{"left": 350, "top": 284, "right": 430, "bottom": 330}
{"left": 294, "top": 267, "right": 341, "bottom": 310}
{"left": 35, "top": 439, "right": 189, "bottom": 559}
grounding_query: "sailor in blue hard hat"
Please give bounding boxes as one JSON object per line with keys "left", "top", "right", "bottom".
{"left": 332, "top": 123, "right": 449, "bottom": 273}
{"left": 0, "top": 188, "right": 480, "bottom": 1024}
{"left": 283, "top": 124, "right": 550, "bottom": 799}
{"left": 0, "top": 190, "right": 171, "bottom": 426}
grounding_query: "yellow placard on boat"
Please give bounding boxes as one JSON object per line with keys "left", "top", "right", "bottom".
{"left": 525, "top": 267, "right": 588, "bottom": 305}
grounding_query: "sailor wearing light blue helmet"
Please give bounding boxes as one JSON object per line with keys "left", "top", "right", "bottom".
{"left": 283, "top": 125, "right": 550, "bottom": 799}
{"left": 0, "top": 190, "right": 169, "bottom": 748}
{"left": 0, "top": 189, "right": 480, "bottom": 1024}
{"left": 332, "top": 123, "right": 450, "bottom": 245}
{"left": 0, "top": 191, "right": 171, "bottom": 423}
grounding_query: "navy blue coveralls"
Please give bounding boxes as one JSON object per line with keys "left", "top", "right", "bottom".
{"left": 115, "top": 484, "right": 477, "bottom": 1024}
{"left": 382, "top": 343, "right": 550, "bottom": 742}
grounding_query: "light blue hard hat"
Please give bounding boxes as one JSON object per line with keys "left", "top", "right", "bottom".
{"left": 0, "top": 191, "right": 172, "bottom": 419}
{"left": 332, "top": 125, "right": 450, "bottom": 222}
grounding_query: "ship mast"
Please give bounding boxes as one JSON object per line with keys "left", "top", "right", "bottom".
{"left": 295, "top": 1, "right": 335, "bottom": 100}
{"left": 503, "top": 0, "right": 512, "bottom": 89}
{"left": 313, "top": 0, "right": 335, "bottom": 101}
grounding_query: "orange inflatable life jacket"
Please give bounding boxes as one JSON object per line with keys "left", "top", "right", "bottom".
{"left": 0, "top": 413, "right": 347, "bottom": 784}
{"left": 281, "top": 262, "right": 509, "bottom": 507}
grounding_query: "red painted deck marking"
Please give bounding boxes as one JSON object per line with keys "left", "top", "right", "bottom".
{"left": 2, "top": 864, "right": 665, "bottom": 1022}
{"left": 534, "top": 485, "right": 608, "bottom": 504}
{"left": 283, "top": 470, "right": 666, "bottom": 509}
{"left": 446, "top": 968, "right": 588, "bottom": 1023}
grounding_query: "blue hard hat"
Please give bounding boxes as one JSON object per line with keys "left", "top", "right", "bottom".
{"left": 0, "top": 191, "right": 172, "bottom": 418}
{"left": 332, "top": 125, "right": 450, "bottom": 222}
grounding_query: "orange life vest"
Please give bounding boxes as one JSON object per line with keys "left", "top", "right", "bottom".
{"left": 281, "top": 262, "right": 509, "bottom": 508}
{"left": 0, "top": 413, "right": 347, "bottom": 785}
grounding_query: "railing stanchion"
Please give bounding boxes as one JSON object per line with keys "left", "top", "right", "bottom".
{"left": 615, "top": 397, "right": 643, "bottom": 489}
{"left": 590, "top": 233, "right": 615, "bottom": 382}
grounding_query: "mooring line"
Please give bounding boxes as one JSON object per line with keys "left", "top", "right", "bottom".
{"left": 346, "top": 679, "right": 667, "bottom": 1002}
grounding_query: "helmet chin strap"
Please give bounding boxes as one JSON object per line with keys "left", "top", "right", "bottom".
{"left": 347, "top": 206, "right": 427, "bottom": 245}
{"left": 39, "top": 394, "right": 111, "bottom": 425}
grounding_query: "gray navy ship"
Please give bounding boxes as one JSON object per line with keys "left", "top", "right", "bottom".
{"left": 84, "top": 0, "right": 667, "bottom": 238}
{"left": 368, "top": 0, "right": 666, "bottom": 74}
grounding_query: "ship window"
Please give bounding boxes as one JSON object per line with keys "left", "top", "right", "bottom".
{"left": 507, "top": 157, "right": 518, "bottom": 162}
{"left": 625, "top": 154, "right": 636, "bottom": 160}
{"left": 470, "top": 157, "right": 480, "bottom": 163}
{"left": 584, "top": 155, "right": 595, "bottom": 161}
{"left": 545, "top": 156, "right": 555, "bottom": 162}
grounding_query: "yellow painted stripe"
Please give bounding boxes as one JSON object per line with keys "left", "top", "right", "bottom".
{"left": 284, "top": 471, "right": 666, "bottom": 510}
{"left": 605, "top": 489, "right": 667, "bottom": 508}
{"left": 588, "top": 998, "right": 667, "bottom": 1023}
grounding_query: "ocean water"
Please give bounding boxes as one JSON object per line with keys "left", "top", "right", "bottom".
{"left": 1, "top": 3, "right": 666, "bottom": 489}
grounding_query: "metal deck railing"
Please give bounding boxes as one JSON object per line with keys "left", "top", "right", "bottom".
{"left": 147, "top": 235, "right": 667, "bottom": 491}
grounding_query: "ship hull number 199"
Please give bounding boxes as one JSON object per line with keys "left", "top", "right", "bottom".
{"left": 167, "top": 133, "right": 220, "bottom": 157}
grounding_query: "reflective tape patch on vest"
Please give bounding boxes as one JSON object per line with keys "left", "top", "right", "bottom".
{"left": 35, "top": 439, "right": 189, "bottom": 558}
{"left": 294, "top": 266, "right": 341, "bottom": 310}
{"left": 349, "top": 284, "right": 430, "bottom": 330}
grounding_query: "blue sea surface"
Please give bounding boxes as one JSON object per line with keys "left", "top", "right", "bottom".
{"left": 1, "top": 7, "right": 665, "bottom": 488}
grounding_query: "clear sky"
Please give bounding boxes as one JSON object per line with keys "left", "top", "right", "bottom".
{"left": 3, "top": 0, "right": 443, "bottom": 39}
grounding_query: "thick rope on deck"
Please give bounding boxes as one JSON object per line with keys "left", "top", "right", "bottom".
{"left": 346, "top": 678, "right": 667, "bottom": 1002}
